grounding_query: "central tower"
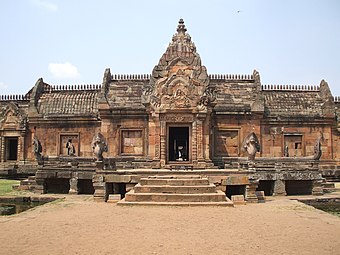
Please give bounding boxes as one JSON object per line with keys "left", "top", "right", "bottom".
{"left": 142, "top": 19, "right": 216, "bottom": 168}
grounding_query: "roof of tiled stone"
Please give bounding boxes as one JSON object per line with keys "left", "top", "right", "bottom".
{"left": 263, "top": 90, "right": 323, "bottom": 117}
{"left": 107, "top": 79, "right": 149, "bottom": 109}
{"left": 37, "top": 89, "right": 99, "bottom": 116}
{"left": 213, "top": 79, "right": 258, "bottom": 113}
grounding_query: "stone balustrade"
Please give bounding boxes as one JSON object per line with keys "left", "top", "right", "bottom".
{"left": 111, "top": 74, "right": 151, "bottom": 80}
{"left": 0, "top": 94, "right": 30, "bottom": 101}
{"left": 48, "top": 84, "right": 101, "bottom": 91}
{"left": 208, "top": 74, "right": 254, "bottom": 80}
{"left": 262, "top": 84, "right": 320, "bottom": 91}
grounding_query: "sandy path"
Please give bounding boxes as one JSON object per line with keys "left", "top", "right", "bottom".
{"left": 0, "top": 195, "right": 339, "bottom": 255}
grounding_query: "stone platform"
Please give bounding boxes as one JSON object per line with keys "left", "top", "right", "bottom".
{"left": 117, "top": 175, "right": 234, "bottom": 206}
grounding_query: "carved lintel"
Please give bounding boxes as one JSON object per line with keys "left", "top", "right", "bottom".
{"left": 159, "top": 114, "right": 194, "bottom": 123}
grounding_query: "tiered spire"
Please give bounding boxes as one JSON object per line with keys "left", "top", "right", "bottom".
{"left": 157, "top": 19, "right": 199, "bottom": 66}
{"left": 176, "top": 18, "right": 187, "bottom": 34}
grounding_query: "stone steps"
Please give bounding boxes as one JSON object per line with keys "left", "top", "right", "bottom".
{"left": 17, "top": 176, "right": 37, "bottom": 191}
{"left": 118, "top": 201, "right": 233, "bottom": 207}
{"left": 124, "top": 190, "right": 228, "bottom": 202}
{"left": 134, "top": 183, "right": 217, "bottom": 194}
{"left": 117, "top": 175, "right": 233, "bottom": 206}
{"left": 322, "top": 182, "right": 340, "bottom": 193}
{"left": 140, "top": 177, "right": 210, "bottom": 186}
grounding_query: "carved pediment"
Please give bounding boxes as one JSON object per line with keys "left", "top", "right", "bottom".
{"left": 142, "top": 19, "right": 215, "bottom": 113}
{"left": 0, "top": 102, "right": 27, "bottom": 130}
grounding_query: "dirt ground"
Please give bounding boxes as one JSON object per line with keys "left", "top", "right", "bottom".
{"left": 0, "top": 195, "right": 340, "bottom": 255}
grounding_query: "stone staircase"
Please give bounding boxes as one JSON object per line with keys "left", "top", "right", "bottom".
{"left": 15, "top": 176, "right": 37, "bottom": 191}
{"left": 322, "top": 181, "right": 340, "bottom": 193}
{"left": 117, "top": 175, "right": 233, "bottom": 206}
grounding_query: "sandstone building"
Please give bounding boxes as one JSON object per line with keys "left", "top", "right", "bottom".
{"left": 0, "top": 20, "right": 339, "bottom": 202}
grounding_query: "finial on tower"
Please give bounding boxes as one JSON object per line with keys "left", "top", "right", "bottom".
{"left": 177, "top": 18, "right": 187, "bottom": 34}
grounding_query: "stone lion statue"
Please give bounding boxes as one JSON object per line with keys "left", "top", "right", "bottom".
{"left": 92, "top": 132, "right": 108, "bottom": 161}
{"left": 242, "top": 132, "right": 261, "bottom": 160}
{"left": 32, "top": 136, "right": 42, "bottom": 161}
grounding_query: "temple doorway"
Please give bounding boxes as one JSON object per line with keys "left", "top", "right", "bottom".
{"left": 5, "top": 137, "right": 18, "bottom": 161}
{"left": 168, "top": 126, "right": 190, "bottom": 162}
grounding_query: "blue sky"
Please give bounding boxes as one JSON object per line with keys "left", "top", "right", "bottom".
{"left": 0, "top": 0, "right": 339, "bottom": 96}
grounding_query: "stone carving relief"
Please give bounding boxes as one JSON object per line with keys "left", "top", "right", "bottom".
{"left": 242, "top": 132, "right": 261, "bottom": 160}
{"left": 0, "top": 102, "right": 27, "bottom": 130}
{"left": 92, "top": 132, "right": 108, "bottom": 161}
{"left": 142, "top": 19, "right": 216, "bottom": 113}
{"left": 159, "top": 114, "right": 194, "bottom": 122}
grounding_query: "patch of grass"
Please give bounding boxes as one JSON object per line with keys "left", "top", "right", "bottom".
{"left": 0, "top": 179, "right": 20, "bottom": 195}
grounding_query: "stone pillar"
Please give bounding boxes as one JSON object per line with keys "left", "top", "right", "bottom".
{"left": 18, "top": 133, "right": 25, "bottom": 162}
{"left": 0, "top": 136, "right": 3, "bottom": 162}
{"left": 69, "top": 177, "right": 78, "bottom": 194}
{"left": 160, "top": 121, "right": 166, "bottom": 167}
{"left": 246, "top": 180, "right": 259, "bottom": 203}
{"left": 196, "top": 119, "right": 204, "bottom": 161}
{"left": 202, "top": 113, "right": 211, "bottom": 161}
{"left": 191, "top": 120, "right": 197, "bottom": 164}
{"left": 312, "top": 179, "right": 324, "bottom": 196}
{"left": 273, "top": 180, "right": 286, "bottom": 196}
{"left": 93, "top": 174, "right": 106, "bottom": 201}
{"left": 148, "top": 114, "right": 161, "bottom": 168}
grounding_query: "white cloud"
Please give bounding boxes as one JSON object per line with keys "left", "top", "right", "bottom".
{"left": 0, "top": 82, "right": 9, "bottom": 90}
{"left": 48, "top": 62, "right": 80, "bottom": 79}
{"left": 31, "top": 0, "right": 58, "bottom": 12}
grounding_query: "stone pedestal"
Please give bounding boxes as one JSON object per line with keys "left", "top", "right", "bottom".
{"left": 246, "top": 180, "right": 259, "bottom": 203}
{"left": 273, "top": 180, "right": 287, "bottom": 196}
{"left": 93, "top": 174, "right": 106, "bottom": 201}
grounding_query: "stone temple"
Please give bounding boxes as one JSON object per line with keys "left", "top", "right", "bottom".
{"left": 0, "top": 19, "right": 339, "bottom": 204}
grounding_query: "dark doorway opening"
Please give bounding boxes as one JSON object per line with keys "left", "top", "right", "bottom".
{"left": 168, "top": 126, "right": 189, "bottom": 162}
{"left": 226, "top": 185, "right": 246, "bottom": 199}
{"left": 285, "top": 180, "right": 313, "bottom": 195}
{"left": 77, "top": 179, "right": 95, "bottom": 194}
{"left": 5, "top": 137, "right": 18, "bottom": 161}
{"left": 45, "top": 178, "right": 70, "bottom": 194}
{"left": 105, "top": 183, "right": 126, "bottom": 201}
{"left": 256, "top": 180, "right": 275, "bottom": 196}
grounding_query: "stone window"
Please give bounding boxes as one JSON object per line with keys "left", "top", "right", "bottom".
{"left": 120, "top": 130, "right": 143, "bottom": 155}
{"left": 284, "top": 134, "right": 303, "bottom": 157}
{"left": 215, "top": 130, "right": 239, "bottom": 156}
{"left": 59, "top": 133, "right": 79, "bottom": 156}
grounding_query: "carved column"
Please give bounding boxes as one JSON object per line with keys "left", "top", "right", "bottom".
{"left": 160, "top": 121, "right": 166, "bottom": 167}
{"left": 192, "top": 120, "right": 197, "bottom": 164}
{"left": 196, "top": 119, "right": 204, "bottom": 161}
{"left": 273, "top": 180, "right": 287, "bottom": 196}
{"left": 203, "top": 116, "right": 209, "bottom": 161}
{"left": 0, "top": 136, "right": 3, "bottom": 162}
{"left": 19, "top": 133, "right": 25, "bottom": 162}
{"left": 153, "top": 117, "right": 161, "bottom": 160}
